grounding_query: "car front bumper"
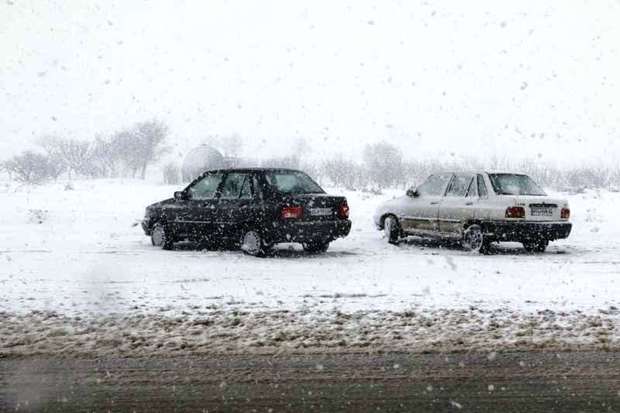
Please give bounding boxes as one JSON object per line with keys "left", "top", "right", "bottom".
{"left": 486, "top": 221, "right": 572, "bottom": 241}
{"left": 269, "top": 219, "right": 352, "bottom": 244}
{"left": 141, "top": 219, "right": 152, "bottom": 236}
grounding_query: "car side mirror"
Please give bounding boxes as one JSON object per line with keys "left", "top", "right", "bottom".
{"left": 406, "top": 188, "right": 419, "bottom": 198}
{"left": 174, "top": 191, "right": 189, "bottom": 201}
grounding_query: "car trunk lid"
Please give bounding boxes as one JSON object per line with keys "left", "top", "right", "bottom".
{"left": 508, "top": 196, "right": 569, "bottom": 221}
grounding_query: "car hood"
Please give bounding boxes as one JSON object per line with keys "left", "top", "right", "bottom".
{"left": 147, "top": 198, "right": 176, "bottom": 210}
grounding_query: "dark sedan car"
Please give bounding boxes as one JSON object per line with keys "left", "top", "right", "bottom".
{"left": 142, "top": 168, "right": 352, "bottom": 256}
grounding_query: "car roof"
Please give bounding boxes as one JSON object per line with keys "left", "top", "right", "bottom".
{"left": 484, "top": 171, "right": 529, "bottom": 175}
{"left": 431, "top": 171, "right": 487, "bottom": 176}
{"left": 433, "top": 171, "right": 529, "bottom": 176}
{"left": 199, "top": 167, "right": 305, "bottom": 174}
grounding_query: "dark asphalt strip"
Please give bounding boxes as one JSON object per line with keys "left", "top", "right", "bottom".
{"left": 1, "top": 351, "right": 619, "bottom": 412}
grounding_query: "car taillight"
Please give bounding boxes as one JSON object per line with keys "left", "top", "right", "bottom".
{"left": 505, "top": 206, "right": 525, "bottom": 219}
{"left": 338, "top": 200, "right": 350, "bottom": 219}
{"left": 561, "top": 208, "right": 570, "bottom": 219}
{"left": 281, "top": 206, "right": 303, "bottom": 219}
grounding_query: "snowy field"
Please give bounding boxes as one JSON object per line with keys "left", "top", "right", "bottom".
{"left": 1, "top": 180, "right": 619, "bottom": 355}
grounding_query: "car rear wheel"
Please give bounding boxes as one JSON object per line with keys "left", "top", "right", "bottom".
{"left": 302, "top": 241, "right": 330, "bottom": 254}
{"left": 151, "top": 222, "right": 174, "bottom": 250}
{"left": 523, "top": 239, "right": 548, "bottom": 253}
{"left": 462, "top": 224, "right": 490, "bottom": 254}
{"left": 383, "top": 215, "right": 401, "bottom": 245}
{"left": 241, "top": 230, "right": 271, "bottom": 257}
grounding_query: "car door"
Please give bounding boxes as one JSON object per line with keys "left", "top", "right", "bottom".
{"left": 400, "top": 173, "right": 452, "bottom": 234}
{"left": 438, "top": 174, "right": 476, "bottom": 236}
{"left": 474, "top": 174, "right": 491, "bottom": 221}
{"left": 173, "top": 171, "right": 224, "bottom": 239}
{"left": 215, "top": 172, "right": 260, "bottom": 241}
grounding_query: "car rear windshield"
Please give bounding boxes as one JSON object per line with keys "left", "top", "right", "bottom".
{"left": 265, "top": 171, "right": 325, "bottom": 195}
{"left": 488, "top": 174, "right": 546, "bottom": 196}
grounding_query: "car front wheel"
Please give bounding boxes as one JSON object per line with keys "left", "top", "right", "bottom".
{"left": 151, "top": 222, "right": 174, "bottom": 250}
{"left": 383, "top": 215, "right": 401, "bottom": 245}
{"left": 462, "top": 224, "right": 490, "bottom": 254}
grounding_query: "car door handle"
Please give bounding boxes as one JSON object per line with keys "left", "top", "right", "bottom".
{"left": 430, "top": 202, "right": 440, "bottom": 205}
{"left": 465, "top": 202, "right": 474, "bottom": 206}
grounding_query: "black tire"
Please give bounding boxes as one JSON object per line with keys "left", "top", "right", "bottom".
{"left": 462, "top": 224, "right": 491, "bottom": 254}
{"left": 240, "top": 229, "right": 271, "bottom": 257}
{"left": 302, "top": 241, "right": 330, "bottom": 254}
{"left": 383, "top": 215, "right": 401, "bottom": 245}
{"left": 523, "top": 239, "right": 548, "bottom": 253}
{"left": 151, "top": 222, "right": 174, "bottom": 250}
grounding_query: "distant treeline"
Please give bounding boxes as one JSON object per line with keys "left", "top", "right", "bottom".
{"left": 258, "top": 142, "right": 620, "bottom": 193}
{"left": 1, "top": 119, "right": 169, "bottom": 184}
{"left": 1, "top": 128, "right": 618, "bottom": 192}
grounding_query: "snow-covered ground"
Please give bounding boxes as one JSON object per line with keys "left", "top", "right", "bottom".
{"left": 1, "top": 180, "right": 619, "bottom": 355}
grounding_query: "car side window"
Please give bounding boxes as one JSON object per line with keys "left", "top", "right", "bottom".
{"left": 189, "top": 172, "right": 223, "bottom": 200}
{"left": 466, "top": 178, "right": 477, "bottom": 197}
{"left": 446, "top": 175, "right": 473, "bottom": 197}
{"left": 220, "top": 173, "right": 252, "bottom": 199}
{"left": 477, "top": 174, "right": 488, "bottom": 198}
{"left": 417, "top": 174, "right": 452, "bottom": 196}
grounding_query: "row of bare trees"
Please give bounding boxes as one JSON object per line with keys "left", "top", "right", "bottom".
{"left": 268, "top": 141, "right": 620, "bottom": 192}
{"left": 1, "top": 120, "right": 169, "bottom": 184}
{"left": 315, "top": 156, "right": 620, "bottom": 193}
{"left": 3, "top": 128, "right": 618, "bottom": 191}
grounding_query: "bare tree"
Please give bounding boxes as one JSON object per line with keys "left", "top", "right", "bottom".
{"left": 162, "top": 162, "right": 181, "bottom": 185}
{"left": 133, "top": 120, "right": 170, "bottom": 179}
{"left": 109, "top": 130, "right": 142, "bottom": 178}
{"left": 321, "top": 156, "right": 366, "bottom": 189}
{"left": 1, "top": 151, "right": 62, "bottom": 184}
{"left": 38, "top": 136, "right": 92, "bottom": 179}
{"left": 363, "top": 141, "right": 404, "bottom": 187}
{"left": 87, "top": 135, "right": 121, "bottom": 178}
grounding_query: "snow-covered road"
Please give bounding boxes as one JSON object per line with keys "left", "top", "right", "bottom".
{"left": 1, "top": 180, "right": 618, "bottom": 318}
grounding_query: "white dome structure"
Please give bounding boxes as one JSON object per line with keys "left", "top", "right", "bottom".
{"left": 181, "top": 145, "right": 225, "bottom": 182}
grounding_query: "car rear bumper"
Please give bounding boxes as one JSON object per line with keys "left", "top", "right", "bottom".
{"left": 269, "top": 219, "right": 352, "bottom": 243}
{"left": 486, "top": 221, "right": 572, "bottom": 241}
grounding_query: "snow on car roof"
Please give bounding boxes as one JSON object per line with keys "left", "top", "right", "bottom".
{"left": 432, "top": 171, "right": 531, "bottom": 176}
{"left": 198, "top": 167, "right": 306, "bottom": 174}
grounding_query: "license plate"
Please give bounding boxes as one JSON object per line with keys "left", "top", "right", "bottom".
{"left": 309, "top": 208, "right": 333, "bottom": 216}
{"left": 531, "top": 207, "right": 554, "bottom": 217}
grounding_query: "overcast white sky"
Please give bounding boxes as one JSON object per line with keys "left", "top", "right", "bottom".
{"left": 1, "top": 0, "right": 619, "bottom": 165}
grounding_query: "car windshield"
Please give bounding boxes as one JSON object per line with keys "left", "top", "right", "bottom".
{"left": 265, "top": 171, "right": 325, "bottom": 195}
{"left": 488, "top": 174, "right": 547, "bottom": 196}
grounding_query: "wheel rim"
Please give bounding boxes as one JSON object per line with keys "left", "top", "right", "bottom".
{"left": 463, "top": 227, "right": 483, "bottom": 251}
{"left": 384, "top": 217, "right": 394, "bottom": 239}
{"left": 152, "top": 226, "right": 165, "bottom": 247}
{"left": 242, "top": 231, "right": 261, "bottom": 255}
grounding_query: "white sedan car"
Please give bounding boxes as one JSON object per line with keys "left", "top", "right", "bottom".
{"left": 373, "top": 172, "right": 572, "bottom": 253}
